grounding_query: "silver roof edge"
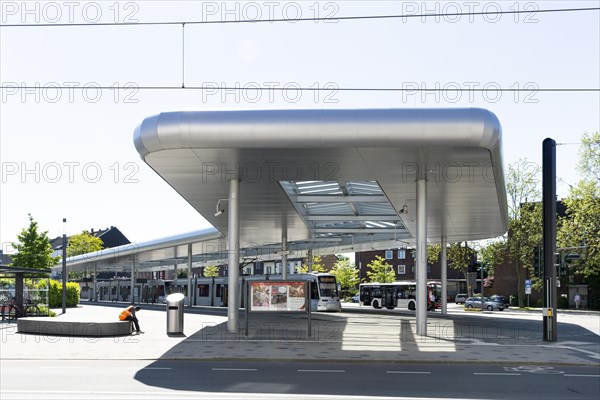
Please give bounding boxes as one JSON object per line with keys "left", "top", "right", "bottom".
{"left": 59, "top": 227, "right": 222, "bottom": 269}
{"left": 134, "top": 108, "right": 503, "bottom": 153}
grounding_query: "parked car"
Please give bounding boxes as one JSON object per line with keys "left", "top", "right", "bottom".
{"left": 454, "top": 294, "right": 468, "bottom": 304}
{"left": 464, "top": 297, "right": 504, "bottom": 311}
{"left": 351, "top": 293, "right": 360, "bottom": 303}
{"left": 489, "top": 295, "right": 509, "bottom": 309}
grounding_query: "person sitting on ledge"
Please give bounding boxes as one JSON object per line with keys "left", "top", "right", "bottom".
{"left": 119, "top": 305, "right": 143, "bottom": 334}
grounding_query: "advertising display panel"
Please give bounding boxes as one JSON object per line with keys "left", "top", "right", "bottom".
{"left": 249, "top": 280, "right": 307, "bottom": 312}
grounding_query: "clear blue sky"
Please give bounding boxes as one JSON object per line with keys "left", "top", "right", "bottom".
{"left": 1, "top": 1, "right": 598, "bottom": 249}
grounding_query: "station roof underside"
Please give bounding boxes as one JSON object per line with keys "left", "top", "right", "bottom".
{"left": 60, "top": 108, "right": 508, "bottom": 273}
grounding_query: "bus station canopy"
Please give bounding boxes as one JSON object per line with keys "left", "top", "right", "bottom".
{"left": 60, "top": 108, "right": 508, "bottom": 274}
{"left": 134, "top": 108, "right": 508, "bottom": 251}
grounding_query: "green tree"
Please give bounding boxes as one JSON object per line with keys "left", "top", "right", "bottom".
{"left": 558, "top": 133, "right": 600, "bottom": 288}
{"left": 505, "top": 159, "right": 543, "bottom": 307}
{"left": 577, "top": 132, "right": 600, "bottom": 181}
{"left": 330, "top": 257, "right": 359, "bottom": 298}
{"left": 11, "top": 214, "right": 60, "bottom": 270}
{"left": 67, "top": 231, "right": 103, "bottom": 257}
{"left": 298, "top": 255, "right": 326, "bottom": 273}
{"left": 559, "top": 181, "right": 600, "bottom": 278}
{"left": 426, "top": 242, "right": 478, "bottom": 296}
{"left": 448, "top": 242, "right": 478, "bottom": 296}
{"left": 481, "top": 240, "right": 508, "bottom": 278}
{"left": 365, "top": 255, "right": 395, "bottom": 283}
{"left": 203, "top": 265, "right": 220, "bottom": 277}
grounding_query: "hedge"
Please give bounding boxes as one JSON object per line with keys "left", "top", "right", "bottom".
{"left": 37, "top": 279, "right": 80, "bottom": 308}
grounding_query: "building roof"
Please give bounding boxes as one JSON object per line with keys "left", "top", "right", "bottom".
{"left": 50, "top": 226, "right": 130, "bottom": 252}
{"left": 134, "top": 108, "right": 509, "bottom": 252}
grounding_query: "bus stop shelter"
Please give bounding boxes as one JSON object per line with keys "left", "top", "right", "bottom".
{"left": 0, "top": 266, "right": 51, "bottom": 318}
{"left": 133, "top": 108, "right": 509, "bottom": 335}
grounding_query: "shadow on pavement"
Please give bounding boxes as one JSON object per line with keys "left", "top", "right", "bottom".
{"left": 134, "top": 309, "right": 599, "bottom": 396}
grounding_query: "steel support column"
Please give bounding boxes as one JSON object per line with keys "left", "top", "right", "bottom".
{"left": 93, "top": 262, "right": 97, "bottom": 302}
{"left": 227, "top": 178, "right": 240, "bottom": 333}
{"left": 15, "top": 273, "right": 24, "bottom": 318}
{"left": 441, "top": 237, "right": 447, "bottom": 315}
{"left": 416, "top": 175, "right": 428, "bottom": 336}
{"left": 131, "top": 255, "right": 136, "bottom": 304}
{"left": 62, "top": 218, "right": 67, "bottom": 314}
{"left": 187, "top": 243, "right": 192, "bottom": 307}
{"left": 543, "top": 138, "right": 557, "bottom": 341}
{"left": 282, "top": 234, "right": 288, "bottom": 280}
{"left": 307, "top": 249, "right": 313, "bottom": 273}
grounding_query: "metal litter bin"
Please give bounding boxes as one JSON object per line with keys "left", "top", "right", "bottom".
{"left": 166, "top": 293, "right": 185, "bottom": 334}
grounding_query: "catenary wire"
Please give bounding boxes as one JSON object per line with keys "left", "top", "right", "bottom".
{"left": 0, "top": 6, "right": 598, "bottom": 28}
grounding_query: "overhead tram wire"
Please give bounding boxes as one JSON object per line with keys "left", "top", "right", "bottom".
{"left": 0, "top": 6, "right": 598, "bottom": 28}
{"left": 0, "top": 86, "right": 598, "bottom": 92}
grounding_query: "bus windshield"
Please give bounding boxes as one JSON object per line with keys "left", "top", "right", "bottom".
{"left": 318, "top": 276, "right": 338, "bottom": 298}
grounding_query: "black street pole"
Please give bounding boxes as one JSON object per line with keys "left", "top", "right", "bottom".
{"left": 62, "top": 218, "right": 67, "bottom": 314}
{"left": 542, "top": 139, "right": 557, "bottom": 341}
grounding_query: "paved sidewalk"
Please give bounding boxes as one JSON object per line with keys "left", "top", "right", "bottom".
{"left": 1, "top": 303, "right": 598, "bottom": 366}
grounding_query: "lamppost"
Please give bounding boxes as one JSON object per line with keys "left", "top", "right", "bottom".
{"left": 62, "top": 218, "right": 67, "bottom": 314}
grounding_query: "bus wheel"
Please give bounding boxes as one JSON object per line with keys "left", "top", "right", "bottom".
{"left": 408, "top": 302, "right": 416, "bottom": 311}
{"left": 372, "top": 300, "right": 381, "bottom": 309}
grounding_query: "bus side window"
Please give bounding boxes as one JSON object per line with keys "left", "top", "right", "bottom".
{"left": 361, "top": 287, "right": 370, "bottom": 300}
{"left": 311, "top": 282, "right": 319, "bottom": 300}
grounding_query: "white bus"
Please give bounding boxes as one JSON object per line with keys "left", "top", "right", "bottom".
{"left": 359, "top": 280, "right": 441, "bottom": 311}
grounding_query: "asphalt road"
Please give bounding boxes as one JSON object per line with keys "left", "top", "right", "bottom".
{"left": 1, "top": 359, "right": 599, "bottom": 400}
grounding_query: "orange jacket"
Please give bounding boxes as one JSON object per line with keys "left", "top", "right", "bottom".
{"left": 119, "top": 306, "right": 134, "bottom": 321}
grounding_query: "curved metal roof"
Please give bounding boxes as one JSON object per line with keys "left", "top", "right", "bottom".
{"left": 134, "top": 108, "right": 508, "bottom": 253}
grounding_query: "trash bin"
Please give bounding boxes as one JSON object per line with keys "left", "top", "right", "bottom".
{"left": 166, "top": 293, "right": 185, "bottom": 334}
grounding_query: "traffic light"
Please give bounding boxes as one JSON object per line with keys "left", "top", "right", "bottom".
{"left": 555, "top": 253, "right": 564, "bottom": 277}
{"left": 564, "top": 254, "right": 580, "bottom": 263}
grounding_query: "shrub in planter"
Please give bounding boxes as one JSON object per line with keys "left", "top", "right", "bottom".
{"left": 38, "top": 279, "right": 80, "bottom": 308}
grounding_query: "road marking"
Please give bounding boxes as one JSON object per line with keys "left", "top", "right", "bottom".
{"left": 39, "top": 366, "right": 86, "bottom": 369}
{"left": 297, "top": 369, "right": 345, "bottom": 373}
{"left": 563, "top": 374, "right": 600, "bottom": 377}
{"left": 211, "top": 368, "right": 258, "bottom": 371}
{"left": 386, "top": 371, "right": 431, "bottom": 374}
{"left": 541, "top": 345, "right": 600, "bottom": 360}
{"left": 143, "top": 367, "right": 172, "bottom": 370}
{"left": 474, "top": 373, "right": 521, "bottom": 376}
